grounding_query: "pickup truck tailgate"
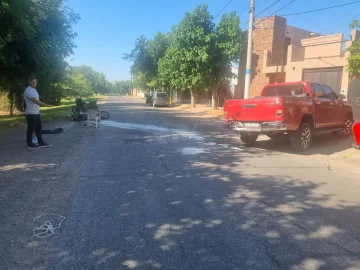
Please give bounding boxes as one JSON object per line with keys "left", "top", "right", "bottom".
{"left": 224, "top": 97, "right": 282, "bottom": 122}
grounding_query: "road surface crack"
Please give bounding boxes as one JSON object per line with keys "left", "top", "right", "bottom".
{"left": 264, "top": 239, "right": 282, "bottom": 270}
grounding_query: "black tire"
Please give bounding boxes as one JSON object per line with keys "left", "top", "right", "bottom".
{"left": 290, "top": 123, "right": 313, "bottom": 151}
{"left": 99, "top": 111, "right": 110, "bottom": 120}
{"left": 240, "top": 133, "right": 259, "bottom": 144}
{"left": 72, "top": 106, "right": 79, "bottom": 114}
{"left": 333, "top": 116, "right": 354, "bottom": 138}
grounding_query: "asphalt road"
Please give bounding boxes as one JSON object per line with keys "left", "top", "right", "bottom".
{"left": 2, "top": 96, "right": 360, "bottom": 269}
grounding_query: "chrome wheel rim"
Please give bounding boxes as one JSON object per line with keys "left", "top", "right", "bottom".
{"left": 341, "top": 119, "right": 353, "bottom": 135}
{"left": 301, "top": 128, "right": 311, "bottom": 149}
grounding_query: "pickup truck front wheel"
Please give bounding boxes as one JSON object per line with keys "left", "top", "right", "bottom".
{"left": 290, "top": 123, "right": 313, "bottom": 151}
{"left": 240, "top": 133, "right": 259, "bottom": 145}
{"left": 333, "top": 117, "right": 354, "bottom": 138}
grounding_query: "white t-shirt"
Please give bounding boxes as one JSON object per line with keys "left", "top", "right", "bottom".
{"left": 24, "top": 86, "right": 40, "bottom": 114}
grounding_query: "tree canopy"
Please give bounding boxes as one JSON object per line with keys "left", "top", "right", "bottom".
{"left": 347, "top": 20, "right": 360, "bottom": 78}
{"left": 0, "top": 0, "right": 80, "bottom": 112}
{"left": 125, "top": 4, "right": 243, "bottom": 108}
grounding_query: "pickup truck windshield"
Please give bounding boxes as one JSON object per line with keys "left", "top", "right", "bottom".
{"left": 262, "top": 84, "right": 306, "bottom": 97}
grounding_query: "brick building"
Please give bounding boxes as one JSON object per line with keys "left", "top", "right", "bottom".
{"left": 236, "top": 15, "right": 360, "bottom": 99}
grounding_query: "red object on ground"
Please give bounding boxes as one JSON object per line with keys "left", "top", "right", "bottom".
{"left": 353, "top": 121, "right": 360, "bottom": 149}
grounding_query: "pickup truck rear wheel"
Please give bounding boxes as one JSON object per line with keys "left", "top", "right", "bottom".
{"left": 333, "top": 117, "right": 354, "bottom": 138}
{"left": 240, "top": 133, "right": 258, "bottom": 145}
{"left": 290, "top": 123, "right": 313, "bottom": 151}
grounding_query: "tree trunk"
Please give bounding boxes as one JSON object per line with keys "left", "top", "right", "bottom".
{"left": 211, "top": 88, "right": 216, "bottom": 110}
{"left": 178, "top": 90, "right": 182, "bottom": 105}
{"left": 9, "top": 90, "right": 14, "bottom": 116}
{"left": 14, "top": 89, "right": 24, "bottom": 112}
{"left": 190, "top": 89, "right": 196, "bottom": 108}
{"left": 211, "top": 83, "right": 220, "bottom": 110}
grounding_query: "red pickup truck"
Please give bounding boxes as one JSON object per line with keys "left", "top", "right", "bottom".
{"left": 224, "top": 81, "right": 354, "bottom": 151}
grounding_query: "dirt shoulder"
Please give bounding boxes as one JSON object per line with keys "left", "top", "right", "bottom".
{"left": 0, "top": 120, "right": 96, "bottom": 269}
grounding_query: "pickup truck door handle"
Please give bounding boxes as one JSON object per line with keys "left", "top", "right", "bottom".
{"left": 316, "top": 101, "right": 321, "bottom": 105}
{"left": 329, "top": 103, "right": 334, "bottom": 106}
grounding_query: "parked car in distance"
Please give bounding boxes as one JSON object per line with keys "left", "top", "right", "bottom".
{"left": 152, "top": 92, "right": 170, "bottom": 107}
{"left": 224, "top": 81, "right": 354, "bottom": 151}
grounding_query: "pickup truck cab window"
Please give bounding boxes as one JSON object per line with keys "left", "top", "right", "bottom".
{"left": 311, "top": 83, "right": 325, "bottom": 97}
{"left": 262, "top": 84, "right": 306, "bottom": 97}
{"left": 320, "top": 84, "right": 338, "bottom": 100}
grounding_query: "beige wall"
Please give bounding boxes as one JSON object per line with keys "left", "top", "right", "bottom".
{"left": 285, "top": 33, "right": 349, "bottom": 92}
{"left": 263, "top": 30, "right": 359, "bottom": 95}
{"left": 301, "top": 34, "right": 343, "bottom": 59}
{"left": 285, "top": 25, "right": 320, "bottom": 44}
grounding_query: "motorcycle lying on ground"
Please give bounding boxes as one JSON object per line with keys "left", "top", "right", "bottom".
{"left": 71, "top": 98, "right": 110, "bottom": 121}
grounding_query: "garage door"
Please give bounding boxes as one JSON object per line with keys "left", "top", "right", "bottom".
{"left": 303, "top": 67, "right": 343, "bottom": 94}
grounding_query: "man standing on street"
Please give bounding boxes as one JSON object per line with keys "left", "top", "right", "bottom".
{"left": 24, "top": 76, "right": 53, "bottom": 149}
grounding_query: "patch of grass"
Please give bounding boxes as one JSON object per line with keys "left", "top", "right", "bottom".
{"left": 0, "top": 95, "right": 107, "bottom": 128}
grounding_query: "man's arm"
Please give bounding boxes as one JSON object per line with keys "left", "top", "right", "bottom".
{"left": 29, "top": 98, "right": 54, "bottom": 107}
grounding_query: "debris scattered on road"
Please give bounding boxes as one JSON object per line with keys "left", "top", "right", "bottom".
{"left": 32, "top": 213, "right": 65, "bottom": 239}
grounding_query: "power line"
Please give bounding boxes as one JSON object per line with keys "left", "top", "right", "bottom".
{"left": 256, "top": 0, "right": 296, "bottom": 25}
{"left": 255, "top": 0, "right": 280, "bottom": 17}
{"left": 215, "top": 0, "right": 234, "bottom": 19}
{"left": 277, "top": 1, "right": 360, "bottom": 17}
{"left": 331, "top": 10, "right": 360, "bottom": 33}
{"left": 284, "top": 6, "right": 330, "bottom": 34}
{"left": 338, "top": 3, "right": 360, "bottom": 20}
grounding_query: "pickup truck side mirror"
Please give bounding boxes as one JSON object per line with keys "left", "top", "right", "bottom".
{"left": 339, "top": 94, "right": 346, "bottom": 100}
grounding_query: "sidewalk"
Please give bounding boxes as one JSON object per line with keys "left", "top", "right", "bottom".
{"left": 171, "top": 104, "right": 225, "bottom": 119}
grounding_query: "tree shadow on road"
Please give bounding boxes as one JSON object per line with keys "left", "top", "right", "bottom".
{"left": 27, "top": 129, "right": 360, "bottom": 269}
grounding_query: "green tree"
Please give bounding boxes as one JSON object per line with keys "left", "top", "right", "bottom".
{"left": 347, "top": 20, "right": 360, "bottom": 78}
{"left": 209, "top": 12, "right": 241, "bottom": 109}
{"left": 160, "top": 5, "right": 215, "bottom": 108}
{"left": 113, "top": 80, "right": 131, "bottom": 95}
{"left": 0, "top": 0, "right": 79, "bottom": 113}
{"left": 71, "top": 66, "right": 111, "bottom": 95}
{"left": 147, "top": 32, "right": 169, "bottom": 89}
{"left": 123, "top": 36, "right": 155, "bottom": 89}
{"left": 124, "top": 32, "right": 169, "bottom": 91}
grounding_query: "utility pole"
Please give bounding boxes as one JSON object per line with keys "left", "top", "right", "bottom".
{"left": 244, "top": 0, "right": 255, "bottom": 99}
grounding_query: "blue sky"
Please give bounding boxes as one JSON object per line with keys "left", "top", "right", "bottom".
{"left": 66, "top": 0, "right": 360, "bottom": 82}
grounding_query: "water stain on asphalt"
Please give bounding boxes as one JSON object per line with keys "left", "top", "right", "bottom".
{"left": 180, "top": 147, "right": 207, "bottom": 155}
{"left": 101, "top": 120, "right": 203, "bottom": 141}
{"left": 101, "top": 120, "right": 182, "bottom": 133}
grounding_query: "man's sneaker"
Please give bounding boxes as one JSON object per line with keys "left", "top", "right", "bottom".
{"left": 27, "top": 144, "right": 40, "bottom": 149}
{"left": 39, "top": 142, "right": 52, "bottom": 148}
